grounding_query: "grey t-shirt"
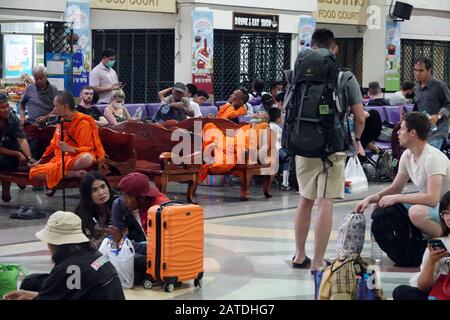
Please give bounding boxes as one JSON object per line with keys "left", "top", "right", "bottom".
{"left": 340, "top": 70, "right": 363, "bottom": 108}
{"left": 398, "top": 144, "right": 450, "bottom": 198}
{"left": 414, "top": 77, "right": 450, "bottom": 140}
{"left": 20, "top": 82, "right": 58, "bottom": 123}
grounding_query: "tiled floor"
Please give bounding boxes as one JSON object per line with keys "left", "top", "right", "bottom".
{"left": 0, "top": 180, "right": 420, "bottom": 299}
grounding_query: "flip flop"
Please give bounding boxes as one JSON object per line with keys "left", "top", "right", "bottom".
{"left": 14, "top": 208, "right": 46, "bottom": 220}
{"left": 292, "top": 256, "right": 312, "bottom": 269}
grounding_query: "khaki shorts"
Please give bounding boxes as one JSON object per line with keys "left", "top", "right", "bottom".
{"left": 295, "top": 153, "right": 346, "bottom": 200}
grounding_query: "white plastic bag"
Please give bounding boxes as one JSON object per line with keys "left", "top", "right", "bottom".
{"left": 344, "top": 156, "right": 368, "bottom": 194}
{"left": 99, "top": 237, "right": 135, "bottom": 289}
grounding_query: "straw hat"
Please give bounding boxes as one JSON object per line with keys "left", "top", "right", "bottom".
{"left": 35, "top": 211, "right": 89, "bottom": 245}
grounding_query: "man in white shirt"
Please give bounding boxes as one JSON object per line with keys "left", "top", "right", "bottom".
{"left": 89, "top": 48, "right": 122, "bottom": 104}
{"left": 356, "top": 112, "right": 450, "bottom": 237}
{"left": 389, "top": 81, "right": 415, "bottom": 106}
{"left": 189, "top": 90, "right": 209, "bottom": 118}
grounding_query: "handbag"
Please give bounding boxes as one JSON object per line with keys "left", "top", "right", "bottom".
{"left": 99, "top": 236, "right": 135, "bottom": 289}
{"left": 428, "top": 274, "right": 450, "bottom": 300}
{"left": 344, "top": 156, "right": 368, "bottom": 194}
{"left": 0, "top": 264, "right": 27, "bottom": 298}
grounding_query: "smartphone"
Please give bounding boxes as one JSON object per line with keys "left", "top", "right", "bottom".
{"left": 428, "top": 239, "right": 448, "bottom": 251}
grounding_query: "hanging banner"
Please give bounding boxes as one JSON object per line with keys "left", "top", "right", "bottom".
{"left": 192, "top": 11, "right": 214, "bottom": 94}
{"left": 384, "top": 21, "right": 401, "bottom": 92}
{"left": 4, "top": 35, "right": 33, "bottom": 78}
{"left": 297, "top": 16, "right": 316, "bottom": 53}
{"left": 65, "top": 2, "right": 91, "bottom": 96}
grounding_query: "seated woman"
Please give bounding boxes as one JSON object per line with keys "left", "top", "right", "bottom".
{"left": 74, "top": 171, "right": 119, "bottom": 248}
{"left": 4, "top": 211, "right": 125, "bottom": 300}
{"left": 103, "top": 89, "right": 132, "bottom": 125}
{"left": 393, "top": 191, "right": 450, "bottom": 300}
{"left": 29, "top": 92, "right": 105, "bottom": 190}
{"left": 75, "top": 171, "right": 146, "bottom": 286}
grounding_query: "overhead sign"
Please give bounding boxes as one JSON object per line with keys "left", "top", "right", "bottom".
{"left": 89, "top": 0, "right": 176, "bottom": 14}
{"left": 315, "top": 0, "right": 368, "bottom": 25}
{"left": 233, "top": 12, "right": 279, "bottom": 33}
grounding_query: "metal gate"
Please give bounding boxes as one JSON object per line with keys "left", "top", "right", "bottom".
{"left": 401, "top": 39, "right": 450, "bottom": 86}
{"left": 335, "top": 38, "right": 363, "bottom": 85}
{"left": 92, "top": 29, "right": 175, "bottom": 103}
{"left": 214, "top": 30, "right": 291, "bottom": 101}
{"left": 44, "top": 22, "right": 73, "bottom": 58}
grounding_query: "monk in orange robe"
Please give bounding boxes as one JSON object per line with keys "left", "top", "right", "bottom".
{"left": 200, "top": 120, "right": 273, "bottom": 182}
{"left": 29, "top": 92, "right": 105, "bottom": 189}
{"left": 216, "top": 89, "right": 248, "bottom": 121}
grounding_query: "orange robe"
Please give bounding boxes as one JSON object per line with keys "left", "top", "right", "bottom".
{"left": 216, "top": 103, "right": 247, "bottom": 120}
{"left": 200, "top": 122, "right": 271, "bottom": 182}
{"left": 29, "top": 112, "right": 105, "bottom": 188}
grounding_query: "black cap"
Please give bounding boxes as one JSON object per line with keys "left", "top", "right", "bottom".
{"left": 261, "top": 93, "right": 274, "bottom": 105}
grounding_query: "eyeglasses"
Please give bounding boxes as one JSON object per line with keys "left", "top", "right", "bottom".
{"left": 440, "top": 210, "right": 450, "bottom": 217}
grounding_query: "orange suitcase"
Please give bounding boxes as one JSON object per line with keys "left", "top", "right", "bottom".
{"left": 144, "top": 201, "right": 204, "bottom": 292}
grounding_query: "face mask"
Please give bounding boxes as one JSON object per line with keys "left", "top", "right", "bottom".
{"left": 106, "top": 60, "right": 116, "bottom": 68}
{"left": 112, "top": 101, "right": 123, "bottom": 108}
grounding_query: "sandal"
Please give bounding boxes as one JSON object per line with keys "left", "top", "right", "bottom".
{"left": 292, "top": 256, "right": 311, "bottom": 269}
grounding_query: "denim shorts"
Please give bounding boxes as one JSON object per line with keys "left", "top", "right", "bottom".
{"left": 403, "top": 203, "right": 441, "bottom": 225}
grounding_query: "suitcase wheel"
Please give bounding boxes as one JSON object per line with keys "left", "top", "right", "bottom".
{"left": 164, "top": 283, "right": 174, "bottom": 293}
{"left": 194, "top": 278, "right": 203, "bottom": 288}
{"left": 143, "top": 279, "right": 153, "bottom": 290}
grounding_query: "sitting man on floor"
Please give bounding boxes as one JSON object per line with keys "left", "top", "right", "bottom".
{"left": 29, "top": 92, "right": 105, "bottom": 192}
{"left": 111, "top": 172, "right": 169, "bottom": 253}
{"left": 356, "top": 112, "right": 450, "bottom": 238}
{"left": 0, "top": 93, "right": 35, "bottom": 202}
{"left": 216, "top": 88, "right": 248, "bottom": 122}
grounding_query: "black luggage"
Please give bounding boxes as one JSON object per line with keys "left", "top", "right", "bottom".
{"left": 371, "top": 203, "right": 427, "bottom": 267}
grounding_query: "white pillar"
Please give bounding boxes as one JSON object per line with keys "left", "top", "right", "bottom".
{"left": 362, "top": 0, "right": 387, "bottom": 88}
{"left": 174, "top": 2, "right": 194, "bottom": 84}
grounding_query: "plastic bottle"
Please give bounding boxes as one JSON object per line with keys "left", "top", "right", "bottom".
{"left": 133, "top": 106, "right": 142, "bottom": 120}
{"left": 422, "top": 111, "right": 438, "bottom": 132}
{"left": 161, "top": 104, "right": 170, "bottom": 114}
{"left": 371, "top": 232, "right": 383, "bottom": 262}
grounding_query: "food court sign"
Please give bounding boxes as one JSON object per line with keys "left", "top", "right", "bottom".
{"left": 315, "top": 0, "right": 368, "bottom": 25}
{"left": 89, "top": 0, "right": 176, "bottom": 13}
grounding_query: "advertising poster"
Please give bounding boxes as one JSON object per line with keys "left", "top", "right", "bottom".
{"left": 46, "top": 53, "right": 73, "bottom": 92}
{"left": 297, "top": 16, "right": 316, "bottom": 53}
{"left": 4, "top": 35, "right": 33, "bottom": 78}
{"left": 192, "top": 11, "right": 214, "bottom": 94}
{"left": 65, "top": 1, "right": 91, "bottom": 96}
{"left": 384, "top": 21, "right": 401, "bottom": 92}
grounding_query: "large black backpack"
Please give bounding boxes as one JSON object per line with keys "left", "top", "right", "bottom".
{"left": 282, "top": 49, "right": 350, "bottom": 160}
{"left": 371, "top": 204, "right": 427, "bottom": 267}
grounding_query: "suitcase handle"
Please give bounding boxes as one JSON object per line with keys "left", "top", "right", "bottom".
{"left": 159, "top": 200, "right": 186, "bottom": 208}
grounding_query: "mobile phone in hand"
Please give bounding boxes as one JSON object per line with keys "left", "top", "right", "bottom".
{"left": 428, "top": 239, "right": 448, "bottom": 251}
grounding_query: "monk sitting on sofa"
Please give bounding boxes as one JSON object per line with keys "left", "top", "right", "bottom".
{"left": 29, "top": 92, "right": 105, "bottom": 191}
{"left": 216, "top": 89, "right": 248, "bottom": 122}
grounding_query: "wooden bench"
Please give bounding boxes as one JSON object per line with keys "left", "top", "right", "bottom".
{"left": 0, "top": 125, "right": 136, "bottom": 202}
{"left": 163, "top": 118, "right": 274, "bottom": 201}
{"left": 111, "top": 121, "right": 200, "bottom": 203}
